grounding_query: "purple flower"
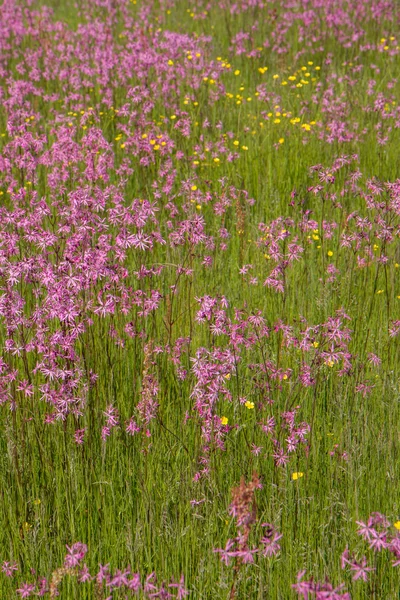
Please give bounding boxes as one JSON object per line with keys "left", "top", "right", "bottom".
{"left": 349, "top": 557, "right": 375, "bottom": 581}
{"left": 1, "top": 560, "right": 18, "bottom": 577}
{"left": 16, "top": 583, "right": 35, "bottom": 598}
{"left": 64, "top": 542, "right": 88, "bottom": 568}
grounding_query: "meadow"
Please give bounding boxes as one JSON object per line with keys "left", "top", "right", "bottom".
{"left": 0, "top": 0, "right": 400, "bottom": 597}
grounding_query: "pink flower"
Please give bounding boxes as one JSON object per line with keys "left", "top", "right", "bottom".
{"left": 64, "top": 542, "right": 88, "bottom": 568}
{"left": 16, "top": 583, "right": 35, "bottom": 598}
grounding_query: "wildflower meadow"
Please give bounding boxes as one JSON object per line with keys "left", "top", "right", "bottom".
{"left": 1, "top": 0, "right": 400, "bottom": 597}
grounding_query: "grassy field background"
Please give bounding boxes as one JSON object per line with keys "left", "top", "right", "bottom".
{"left": 0, "top": 0, "right": 400, "bottom": 597}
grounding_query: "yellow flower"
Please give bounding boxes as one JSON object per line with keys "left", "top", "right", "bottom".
{"left": 292, "top": 472, "right": 304, "bottom": 480}
{"left": 394, "top": 521, "right": 400, "bottom": 530}
{"left": 234, "top": 70, "right": 240, "bottom": 75}
{"left": 191, "top": 185, "right": 197, "bottom": 191}
{"left": 33, "top": 499, "right": 41, "bottom": 506}
{"left": 221, "top": 416, "right": 228, "bottom": 425}
{"left": 278, "top": 138, "right": 284, "bottom": 144}
{"left": 327, "top": 250, "right": 333, "bottom": 257}
{"left": 245, "top": 401, "right": 254, "bottom": 409}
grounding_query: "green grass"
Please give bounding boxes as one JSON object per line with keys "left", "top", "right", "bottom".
{"left": 0, "top": 0, "right": 400, "bottom": 598}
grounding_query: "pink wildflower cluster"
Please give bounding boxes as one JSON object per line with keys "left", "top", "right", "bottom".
{"left": 292, "top": 571, "right": 350, "bottom": 599}
{"left": 15, "top": 543, "right": 187, "bottom": 599}
{"left": 214, "top": 473, "right": 282, "bottom": 568}
{"left": 355, "top": 512, "right": 400, "bottom": 567}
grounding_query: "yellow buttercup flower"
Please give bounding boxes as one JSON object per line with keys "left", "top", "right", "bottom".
{"left": 221, "top": 416, "right": 228, "bottom": 425}
{"left": 245, "top": 401, "right": 254, "bottom": 409}
{"left": 292, "top": 472, "right": 304, "bottom": 480}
